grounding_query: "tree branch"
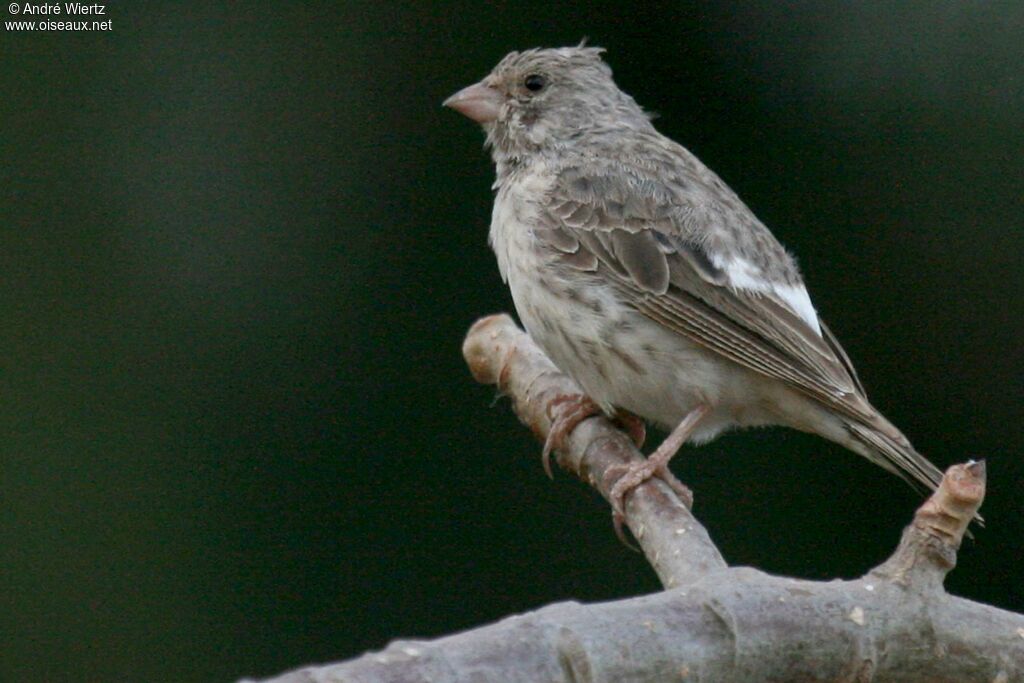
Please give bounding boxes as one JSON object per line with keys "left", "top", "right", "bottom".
{"left": 249, "top": 314, "right": 1023, "bottom": 683}
{"left": 461, "top": 313, "right": 726, "bottom": 587}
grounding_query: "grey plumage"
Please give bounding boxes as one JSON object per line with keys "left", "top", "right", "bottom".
{"left": 445, "top": 46, "right": 948, "bottom": 507}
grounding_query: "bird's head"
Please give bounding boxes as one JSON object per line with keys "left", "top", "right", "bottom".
{"left": 444, "top": 46, "right": 652, "bottom": 160}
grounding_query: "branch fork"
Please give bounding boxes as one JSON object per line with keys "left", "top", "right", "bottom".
{"left": 251, "top": 314, "right": 1021, "bottom": 683}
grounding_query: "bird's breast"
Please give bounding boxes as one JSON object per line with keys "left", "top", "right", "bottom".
{"left": 487, "top": 172, "right": 786, "bottom": 442}
{"left": 490, "top": 177, "right": 688, "bottom": 422}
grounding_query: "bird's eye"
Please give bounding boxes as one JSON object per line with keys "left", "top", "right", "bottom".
{"left": 524, "top": 74, "right": 546, "bottom": 92}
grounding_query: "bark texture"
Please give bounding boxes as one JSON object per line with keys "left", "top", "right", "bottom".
{"left": 249, "top": 314, "right": 1023, "bottom": 683}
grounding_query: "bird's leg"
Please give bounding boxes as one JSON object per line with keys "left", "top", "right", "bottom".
{"left": 606, "top": 404, "right": 710, "bottom": 532}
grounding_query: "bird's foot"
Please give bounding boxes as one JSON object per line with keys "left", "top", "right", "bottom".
{"left": 602, "top": 404, "right": 710, "bottom": 543}
{"left": 607, "top": 458, "right": 694, "bottom": 515}
{"left": 542, "top": 397, "right": 645, "bottom": 478}
{"left": 542, "top": 394, "right": 602, "bottom": 478}
{"left": 605, "top": 454, "right": 694, "bottom": 543}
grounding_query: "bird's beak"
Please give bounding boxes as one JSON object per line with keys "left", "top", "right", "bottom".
{"left": 443, "top": 81, "right": 502, "bottom": 124}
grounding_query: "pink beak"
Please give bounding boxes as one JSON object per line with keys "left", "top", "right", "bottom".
{"left": 443, "top": 81, "right": 502, "bottom": 124}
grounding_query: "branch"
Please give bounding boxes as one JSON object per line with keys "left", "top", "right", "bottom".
{"left": 249, "top": 314, "right": 1024, "bottom": 683}
{"left": 461, "top": 313, "right": 726, "bottom": 587}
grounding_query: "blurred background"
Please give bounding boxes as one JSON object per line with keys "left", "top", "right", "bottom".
{"left": 2, "top": 2, "right": 1021, "bottom": 680}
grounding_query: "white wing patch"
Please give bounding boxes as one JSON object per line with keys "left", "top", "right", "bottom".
{"left": 713, "top": 256, "right": 822, "bottom": 336}
{"left": 773, "top": 283, "right": 822, "bottom": 336}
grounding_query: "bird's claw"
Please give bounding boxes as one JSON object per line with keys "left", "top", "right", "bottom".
{"left": 542, "top": 394, "right": 602, "bottom": 478}
{"left": 542, "top": 398, "right": 646, "bottom": 479}
{"left": 604, "top": 458, "right": 694, "bottom": 546}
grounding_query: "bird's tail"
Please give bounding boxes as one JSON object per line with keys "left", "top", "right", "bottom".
{"left": 844, "top": 418, "right": 942, "bottom": 493}
{"left": 844, "top": 414, "right": 984, "bottom": 525}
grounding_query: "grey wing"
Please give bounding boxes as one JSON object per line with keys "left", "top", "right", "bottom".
{"left": 820, "top": 318, "right": 866, "bottom": 396}
{"left": 537, "top": 158, "right": 875, "bottom": 423}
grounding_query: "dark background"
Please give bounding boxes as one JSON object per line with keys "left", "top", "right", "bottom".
{"left": 2, "top": 2, "right": 1022, "bottom": 681}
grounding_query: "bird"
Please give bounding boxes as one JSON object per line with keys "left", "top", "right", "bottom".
{"left": 444, "top": 45, "right": 949, "bottom": 526}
